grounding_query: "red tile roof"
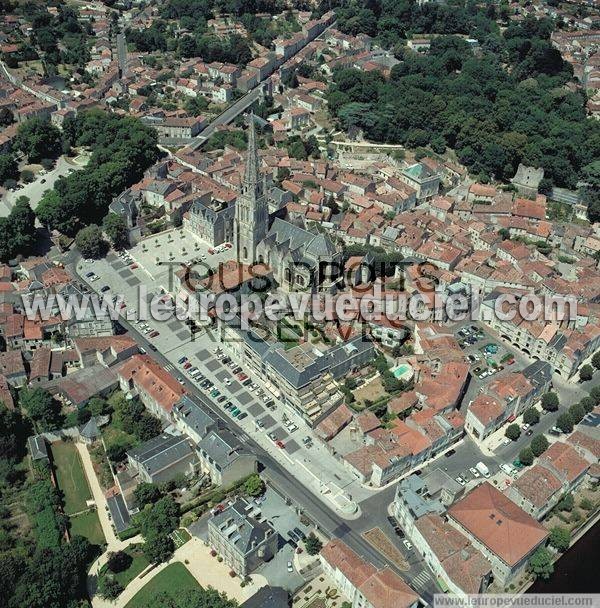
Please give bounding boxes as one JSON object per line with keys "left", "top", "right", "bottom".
{"left": 448, "top": 482, "right": 548, "bottom": 567}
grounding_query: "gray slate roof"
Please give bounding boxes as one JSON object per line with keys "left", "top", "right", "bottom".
{"left": 127, "top": 433, "right": 195, "bottom": 476}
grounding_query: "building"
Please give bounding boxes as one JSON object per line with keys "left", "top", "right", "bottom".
{"left": 127, "top": 433, "right": 198, "bottom": 484}
{"left": 208, "top": 497, "right": 278, "bottom": 577}
{"left": 400, "top": 163, "right": 441, "bottom": 201}
{"left": 197, "top": 427, "right": 256, "bottom": 486}
{"left": 234, "top": 117, "right": 340, "bottom": 292}
{"left": 240, "top": 586, "right": 289, "bottom": 608}
{"left": 28, "top": 435, "right": 49, "bottom": 462}
{"left": 186, "top": 195, "right": 234, "bottom": 246}
{"left": 447, "top": 482, "right": 548, "bottom": 586}
{"left": 320, "top": 539, "right": 419, "bottom": 608}
{"left": 511, "top": 164, "right": 544, "bottom": 198}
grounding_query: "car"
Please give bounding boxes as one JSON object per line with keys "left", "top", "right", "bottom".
{"left": 276, "top": 440, "right": 285, "bottom": 449}
{"left": 469, "top": 467, "right": 480, "bottom": 478}
{"left": 502, "top": 438, "right": 512, "bottom": 446}
{"left": 293, "top": 527, "right": 306, "bottom": 541}
{"left": 149, "top": 331, "right": 159, "bottom": 338}
{"left": 395, "top": 526, "right": 404, "bottom": 538}
{"left": 210, "top": 389, "right": 220, "bottom": 398}
{"left": 256, "top": 420, "right": 265, "bottom": 429}
{"left": 91, "top": 274, "right": 99, "bottom": 282}
{"left": 402, "top": 540, "right": 413, "bottom": 550}
{"left": 455, "top": 476, "right": 466, "bottom": 486}
{"left": 149, "top": 344, "right": 157, "bottom": 352}
{"left": 217, "top": 395, "right": 227, "bottom": 403}
{"left": 237, "top": 373, "right": 248, "bottom": 381}
{"left": 40, "top": 178, "right": 46, "bottom": 183}
{"left": 225, "top": 402, "right": 235, "bottom": 411}
{"left": 288, "top": 530, "right": 300, "bottom": 542}
{"left": 242, "top": 378, "right": 252, "bottom": 386}
{"left": 183, "top": 362, "right": 192, "bottom": 369}
{"left": 238, "top": 412, "right": 248, "bottom": 420}
{"left": 189, "top": 367, "right": 198, "bottom": 374}
{"left": 387, "top": 516, "right": 397, "bottom": 527}
{"left": 268, "top": 432, "right": 277, "bottom": 441}
{"left": 287, "top": 423, "right": 298, "bottom": 433}
{"left": 231, "top": 407, "right": 240, "bottom": 417}
{"left": 445, "top": 449, "right": 455, "bottom": 458}
{"left": 177, "top": 376, "right": 185, "bottom": 385}
{"left": 526, "top": 429, "right": 533, "bottom": 436}
{"left": 521, "top": 423, "right": 530, "bottom": 431}
{"left": 100, "top": 285, "right": 110, "bottom": 292}
{"left": 224, "top": 379, "right": 232, "bottom": 386}
{"left": 549, "top": 426, "right": 562, "bottom": 436}
{"left": 85, "top": 271, "right": 95, "bottom": 278}
{"left": 302, "top": 436, "right": 312, "bottom": 446}
{"left": 232, "top": 366, "right": 242, "bottom": 374}
{"left": 178, "top": 356, "right": 188, "bottom": 364}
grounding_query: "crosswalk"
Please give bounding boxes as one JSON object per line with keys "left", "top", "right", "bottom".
{"left": 164, "top": 363, "right": 176, "bottom": 374}
{"left": 412, "top": 570, "right": 432, "bottom": 589}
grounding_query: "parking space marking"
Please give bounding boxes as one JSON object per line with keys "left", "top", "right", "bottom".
{"left": 248, "top": 403, "right": 264, "bottom": 417}
{"left": 260, "top": 415, "right": 276, "bottom": 429}
{"left": 286, "top": 439, "right": 300, "bottom": 454}
{"left": 205, "top": 359, "right": 220, "bottom": 372}
{"left": 236, "top": 391, "right": 253, "bottom": 406}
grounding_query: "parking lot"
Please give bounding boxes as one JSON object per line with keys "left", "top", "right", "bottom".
{"left": 77, "top": 244, "right": 372, "bottom": 515}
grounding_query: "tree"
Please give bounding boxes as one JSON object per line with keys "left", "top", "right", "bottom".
{"left": 549, "top": 527, "right": 571, "bottom": 552}
{"left": 0, "top": 107, "right": 14, "bottom": 126}
{"left": 244, "top": 474, "right": 265, "bottom": 497}
{"left": 519, "top": 446, "right": 534, "bottom": 466}
{"left": 579, "top": 364, "right": 594, "bottom": 382}
{"left": 541, "top": 392, "right": 559, "bottom": 412}
{"left": 0, "top": 154, "right": 18, "bottom": 185}
{"left": 523, "top": 408, "right": 540, "bottom": 425}
{"left": 557, "top": 493, "right": 574, "bottom": 512}
{"left": 102, "top": 213, "right": 129, "bottom": 249}
{"left": 556, "top": 412, "right": 574, "bottom": 434}
{"left": 568, "top": 403, "right": 586, "bottom": 425}
{"left": 15, "top": 117, "right": 62, "bottom": 163}
{"left": 107, "top": 550, "right": 132, "bottom": 573}
{"left": 21, "top": 169, "right": 35, "bottom": 183}
{"left": 19, "top": 387, "right": 62, "bottom": 430}
{"left": 134, "top": 483, "right": 162, "bottom": 509}
{"left": 530, "top": 434, "right": 549, "bottom": 457}
{"left": 591, "top": 385, "right": 600, "bottom": 405}
{"left": 528, "top": 547, "right": 554, "bottom": 580}
{"left": 580, "top": 396, "right": 595, "bottom": 414}
{"left": 305, "top": 532, "right": 323, "bottom": 556}
{"left": 505, "top": 423, "right": 521, "bottom": 441}
{"left": 143, "top": 532, "right": 174, "bottom": 564}
{"left": 75, "top": 224, "right": 108, "bottom": 258}
{"left": 592, "top": 351, "right": 600, "bottom": 370}
{"left": 98, "top": 574, "right": 123, "bottom": 599}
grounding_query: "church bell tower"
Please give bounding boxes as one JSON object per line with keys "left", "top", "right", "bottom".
{"left": 234, "top": 115, "right": 269, "bottom": 265}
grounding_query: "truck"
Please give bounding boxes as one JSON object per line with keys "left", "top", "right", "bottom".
{"left": 476, "top": 462, "right": 490, "bottom": 478}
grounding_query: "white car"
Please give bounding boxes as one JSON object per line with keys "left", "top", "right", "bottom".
{"left": 224, "top": 379, "right": 232, "bottom": 386}
{"left": 287, "top": 561, "right": 293, "bottom": 572}
{"left": 469, "top": 467, "right": 480, "bottom": 478}
{"left": 402, "top": 540, "right": 412, "bottom": 550}
{"left": 455, "top": 476, "right": 466, "bottom": 486}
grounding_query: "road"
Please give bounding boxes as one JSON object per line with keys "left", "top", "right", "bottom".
{"left": 116, "top": 30, "right": 127, "bottom": 78}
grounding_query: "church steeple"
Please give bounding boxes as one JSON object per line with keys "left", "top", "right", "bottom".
{"left": 233, "top": 112, "right": 269, "bottom": 265}
{"left": 243, "top": 113, "right": 262, "bottom": 196}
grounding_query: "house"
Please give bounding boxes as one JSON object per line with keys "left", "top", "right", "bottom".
{"left": 447, "top": 482, "right": 548, "bottom": 586}
{"left": 240, "top": 586, "right": 289, "bottom": 608}
{"left": 208, "top": 498, "right": 278, "bottom": 577}
{"left": 465, "top": 394, "right": 506, "bottom": 442}
{"left": 511, "top": 164, "right": 544, "bottom": 198}
{"left": 118, "top": 354, "right": 186, "bottom": 422}
{"left": 197, "top": 427, "right": 257, "bottom": 486}
{"left": 400, "top": 163, "right": 440, "bottom": 201}
{"left": 127, "top": 433, "right": 198, "bottom": 484}
{"left": 0, "top": 350, "right": 27, "bottom": 387}
{"left": 28, "top": 435, "right": 49, "bottom": 462}
{"left": 320, "top": 539, "right": 419, "bottom": 608}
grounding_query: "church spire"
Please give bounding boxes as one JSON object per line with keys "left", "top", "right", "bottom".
{"left": 244, "top": 113, "right": 260, "bottom": 191}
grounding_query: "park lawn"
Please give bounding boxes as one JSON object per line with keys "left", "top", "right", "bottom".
{"left": 69, "top": 509, "right": 106, "bottom": 546}
{"left": 100, "top": 545, "right": 149, "bottom": 589}
{"left": 51, "top": 441, "right": 92, "bottom": 515}
{"left": 125, "top": 563, "right": 200, "bottom": 608}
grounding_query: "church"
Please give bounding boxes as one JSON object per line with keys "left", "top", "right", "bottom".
{"left": 234, "top": 117, "right": 341, "bottom": 292}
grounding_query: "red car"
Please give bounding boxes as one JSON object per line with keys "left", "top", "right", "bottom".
{"left": 183, "top": 361, "right": 192, "bottom": 369}
{"left": 276, "top": 440, "right": 285, "bottom": 449}
{"left": 119, "top": 302, "right": 126, "bottom": 309}
{"left": 149, "top": 331, "right": 159, "bottom": 338}
{"left": 130, "top": 263, "right": 139, "bottom": 269}
{"left": 237, "top": 373, "right": 248, "bottom": 381}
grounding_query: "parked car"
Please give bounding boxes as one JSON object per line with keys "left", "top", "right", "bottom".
{"left": 100, "top": 285, "right": 110, "bottom": 292}
{"left": 455, "top": 476, "right": 466, "bottom": 486}
{"left": 276, "top": 440, "right": 285, "bottom": 449}
{"left": 238, "top": 412, "right": 248, "bottom": 420}
{"left": 149, "top": 331, "right": 159, "bottom": 338}
{"left": 469, "top": 467, "right": 480, "bottom": 478}
{"left": 402, "top": 540, "right": 413, "bottom": 550}
{"left": 178, "top": 356, "right": 188, "bottom": 364}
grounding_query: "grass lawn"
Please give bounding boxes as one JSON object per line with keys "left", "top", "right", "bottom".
{"left": 51, "top": 441, "right": 92, "bottom": 515}
{"left": 100, "top": 544, "right": 149, "bottom": 589}
{"left": 69, "top": 509, "right": 106, "bottom": 546}
{"left": 125, "top": 563, "right": 200, "bottom": 608}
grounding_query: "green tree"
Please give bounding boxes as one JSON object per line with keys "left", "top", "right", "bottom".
{"left": 304, "top": 532, "right": 323, "bottom": 556}
{"left": 143, "top": 532, "right": 174, "bottom": 564}
{"left": 556, "top": 412, "right": 574, "bottom": 434}
{"left": 541, "top": 392, "right": 559, "bottom": 412}
{"left": 107, "top": 550, "right": 132, "bottom": 573}
{"left": 0, "top": 154, "right": 18, "bottom": 184}
{"left": 557, "top": 493, "right": 574, "bottom": 512}
{"left": 592, "top": 351, "right": 600, "bottom": 370}
{"left": 134, "top": 483, "right": 163, "bottom": 509}
{"left": 98, "top": 574, "right": 123, "bottom": 599}
{"left": 579, "top": 364, "right": 594, "bottom": 382}
{"left": 15, "top": 117, "right": 62, "bottom": 163}
{"left": 523, "top": 408, "right": 540, "bottom": 425}
{"left": 530, "top": 434, "right": 549, "bottom": 457}
{"left": 76, "top": 224, "right": 108, "bottom": 258}
{"left": 568, "top": 403, "right": 586, "bottom": 425}
{"left": 519, "top": 446, "right": 534, "bottom": 466}
{"left": 244, "top": 474, "right": 265, "bottom": 497}
{"left": 549, "top": 527, "right": 571, "bottom": 552}
{"left": 19, "top": 387, "right": 62, "bottom": 430}
{"left": 528, "top": 547, "right": 554, "bottom": 580}
{"left": 505, "top": 423, "right": 521, "bottom": 441}
{"left": 102, "top": 213, "right": 129, "bottom": 249}
{"left": 590, "top": 385, "right": 600, "bottom": 405}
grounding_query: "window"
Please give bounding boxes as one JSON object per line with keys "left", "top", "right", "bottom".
{"left": 243, "top": 246, "right": 248, "bottom": 260}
